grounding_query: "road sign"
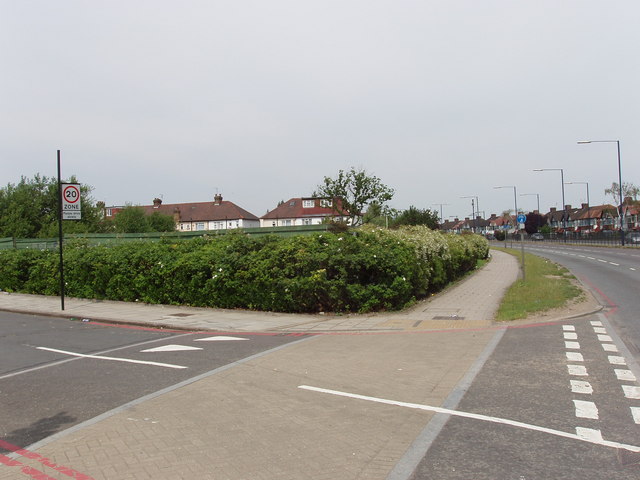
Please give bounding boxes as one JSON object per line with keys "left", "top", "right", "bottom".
{"left": 62, "top": 183, "right": 81, "bottom": 220}
{"left": 517, "top": 214, "right": 526, "bottom": 224}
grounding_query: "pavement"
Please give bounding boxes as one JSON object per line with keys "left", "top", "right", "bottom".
{"left": 0, "top": 250, "right": 600, "bottom": 479}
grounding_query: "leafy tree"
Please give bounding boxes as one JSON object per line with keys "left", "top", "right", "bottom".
{"left": 524, "top": 212, "right": 547, "bottom": 234}
{"left": 605, "top": 182, "right": 640, "bottom": 203}
{"left": 363, "top": 202, "right": 399, "bottom": 227}
{"left": 314, "top": 167, "right": 394, "bottom": 227}
{"left": 112, "top": 206, "right": 176, "bottom": 233}
{"left": 0, "top": 174, "right": 105, "bottom": 238}
{"left": 392, "top": 206, "right": 439, "bottom": 229}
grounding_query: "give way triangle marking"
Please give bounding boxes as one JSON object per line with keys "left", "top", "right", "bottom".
{"left": 141, "top": 345, "right": 203, "bottom": 353}
{"left": 195, "top": 336, "right": 249, "bottom": 342}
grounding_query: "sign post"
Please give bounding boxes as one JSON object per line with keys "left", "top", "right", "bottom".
{"left": 516, "top": 214, "right": 526, "bottom": 282}
{"left": 57, "top": 151, "right": 82, "bottom": 311}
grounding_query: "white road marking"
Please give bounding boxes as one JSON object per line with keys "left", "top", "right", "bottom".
{"left": 570, "top": 380, "right": 593, "bottom": 394}
{"left": 587, "top": 257, "right": 596, "bottom": 260}
{"left": 194, "top": 336, "right": 249, "bottom": 342}
{"left": 563, "top": 332, "right": 578, "bottom": 340}
{"left": 597, "top": 259, "right": 607, "bottom": 263}
{"left": 593, "top": 327, "right": 607, "bottom": 334}
{"left": 631, "top": 407, "right": 640, "bottom": 424}
{"left": 141, "top": 345, "right": 203, "bottom": 353}
{"left": 567, "top": 365, "right": 588, "bottom": 376}
{"left": 565, "top": 341, "right": 581, "bottom": 350}
{"left": 609, "top": 262, "right": 620, "bottom": 266}
{"left": 573, "top": 400, "right": 599, "bottom": 419}
{"left": 597, "top": 335, "right": 613, "bottom": 342}
{"left": 562, "top": 325, "right": 576, "bottom": 331}
{"left": 614, "top": 369, "right": 637, "bottom": 382}
{"left": 36, "top": 347, "right": 188, "bottom": 369}
{"left": 622, "top": 385, "right": 640, "bottom": 399}
{"left": 299, "top": 385, "right": 640, "bottom": 452}
{"left": 631, "top": 268, "right": 637, "bottom": 271}
{"left": 602, "top": 344, "right": 618, "bottom": 352}
{"left": 590, "top": 321, "right": 603, "bottom": 327}
{"left": 608, "top": 356, "right": 627, "bottom": 365}
{"left": 576, "top": 427, "right": 603, "bottom": 442}
{"left": 566, "top": 352, "right": 584, "bottom": 362}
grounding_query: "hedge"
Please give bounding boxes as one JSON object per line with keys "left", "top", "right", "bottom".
{"left": 0, "top": 227, "right": 488, "bottom": 313}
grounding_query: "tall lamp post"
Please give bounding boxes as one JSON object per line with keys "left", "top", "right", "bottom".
{"left": 533, "top": 168, "right": 566, "bottom": 232}
{"left": 578, "top": 140, "right": 624, "bottom": 246}
{"left": 520, "top": 193, "right": 540, "bottom": 212}
{"left": 565, "top": 181, "right": 589, "bottom": 206}
{"left": 433, "top": 203, "right": 449, "bottom": 225}
{"left": 461, "top": 196, "right": 478, "bottom": 232}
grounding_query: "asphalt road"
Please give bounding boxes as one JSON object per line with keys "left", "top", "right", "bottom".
{"left": 0, "top": 311, "right": 306, "bottom": 453}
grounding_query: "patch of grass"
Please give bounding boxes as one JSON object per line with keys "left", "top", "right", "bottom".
{"left": 493, "top": 247, "right": 583, "bottom": 321}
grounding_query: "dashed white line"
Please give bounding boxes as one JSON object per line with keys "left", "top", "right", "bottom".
{"left": 563, "top": 325, "right": 576, "bottom": 332}
{"left": 614, "top": 370, "right": 637, "bottom": 382}
{"left": 602, "top": 344, "right": 619, "bottom": 352}
{"left": 566, "top": 352, "right": 584, "bottom": 362}
{"left": 564, "top": 332, "right": 578, "bottom": 340}
{"left": 593, "top": 327, "right": 607, "bottom": 334}
{"left": 609, "top": 262, "right": 620, "bottom": 266}
{"left": 565, "top": 341, "right": 581, "bottom": 349}
{"left": 608, "top": 356, "right": 627, "bottom": 365}
{"left": 631, "top": 407, "right": 640, "bottom": 424}
{"left": 568, "top": 365, "right": 588, "bottom": 376}
{"left": 590, "top": 321, "right": 603, "bottom": 327}
{"left": 622, "top": 385, "right": 640, "bottom": 399}
{"left": 570, "top": 380, "right": 593, "bottom": 394}
{"left": 597, "top": 335, "right": 613, "bottom": 342}
{"left": 574, "top": 400, "right": 599, "bottom": 419}
{"left": 576, "top": 427, "right": 603, "bottom": 443}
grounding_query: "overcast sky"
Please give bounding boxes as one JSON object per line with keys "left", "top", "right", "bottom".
{"left": 2, "top": 1, "right": 639, "bottom": 221}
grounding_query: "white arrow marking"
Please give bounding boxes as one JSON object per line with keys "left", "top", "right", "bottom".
{"left": 141, "top": 345, "right": 203, "bottom": 353}
{"left": 36, "top": 347, "right": 187, "bottom": 369}
{"left": 194, "top": 336, "right": 249, "bottom": 342}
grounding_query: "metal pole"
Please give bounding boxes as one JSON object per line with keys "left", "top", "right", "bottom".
{"left": 57, "top": 150, "right": 65, "bottom": 311}
{"left": 617, "top": 141, "right": 625, "bottom": 246}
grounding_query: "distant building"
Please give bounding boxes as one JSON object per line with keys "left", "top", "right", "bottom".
{"left": 104, "top": 194, "right": 260, "bottom": 231}
{"left": 260, "top": 197, "right": 352, "bottom": 227}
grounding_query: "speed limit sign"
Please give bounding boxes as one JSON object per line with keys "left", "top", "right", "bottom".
{"left": 62, "top": 183, "right": 82, "bottom": 220}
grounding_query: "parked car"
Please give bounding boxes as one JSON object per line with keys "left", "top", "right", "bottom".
{"left": 530, "top": 233, "right": 544, "bottom": 241}
{"left": 626, "top": 232, "right": 640, "bottom": 244}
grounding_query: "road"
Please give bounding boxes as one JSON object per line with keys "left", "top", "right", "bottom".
{"left": 0, "top": 312, "right": 306, "bottom": 453}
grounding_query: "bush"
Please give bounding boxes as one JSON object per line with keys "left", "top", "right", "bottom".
{"left": 0, "top": 229, "right": 488, "bottom": 313}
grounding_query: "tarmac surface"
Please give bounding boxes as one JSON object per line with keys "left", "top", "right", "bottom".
{"left": 0, "top": 250, "right": 601, "bottom": 479}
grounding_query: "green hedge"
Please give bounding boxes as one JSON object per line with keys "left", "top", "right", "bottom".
{"left": 0, "top": 227, "right": 488, "bottom": 313}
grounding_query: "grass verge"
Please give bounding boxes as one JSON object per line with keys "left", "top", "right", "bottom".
{"left": 493, "top": 247, "right": 584, "bottom": 321}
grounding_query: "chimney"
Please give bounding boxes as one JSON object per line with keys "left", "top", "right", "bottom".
{"left": 581, "top": 203, "right": 588, "bottom": 209}
{"left": 550, "top": 207, "right": 557, "bottom": 212}
{"left": 173, "top": 207, "right": 181, "bottom": 222}
{"left": 214, "top": 194, "right": 223, "bottom": 205}
{"left": 153, "top": 198, "right": 162, "bottom": 208}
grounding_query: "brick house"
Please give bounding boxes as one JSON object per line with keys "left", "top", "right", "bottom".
{"left": 260, "top": 197, "right": 352, "bottom": 227}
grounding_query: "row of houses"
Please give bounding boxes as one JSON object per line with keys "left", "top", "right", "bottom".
{"left": 104, "top": 194, "right": 350, "bottom": 231}
{"left": 440, "top": 201, "right": 640, "bottom": 235}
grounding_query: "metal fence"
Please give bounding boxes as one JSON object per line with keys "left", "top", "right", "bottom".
{"left": 0, "top": 224, "right": 330, "bottom": 251}
{"left": 496, "top": 231, "right": 640, "bottom": 248}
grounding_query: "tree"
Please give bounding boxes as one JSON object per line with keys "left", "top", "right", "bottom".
{"left": 111, "top": 206, "right": 176, "bottom": 233}
{"left": 392, "top": 206, "right": 439, "bottom": 229}
{"left": 314, "top": 167, "right": 394, "bottom": 227}
{"left": 362, "top": 202, "right": 399, "bottom": 227}
{"left": 524, "top": 212, "right": 547, "bottom": 234}
{"left": 0, "top": 174, "right": 106, "bottom": 238}
{"left": 605, "top": 182, "right": 640, "bottom": 203}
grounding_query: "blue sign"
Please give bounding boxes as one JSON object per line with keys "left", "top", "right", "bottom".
{"left": 517, "top": 214, "right": 526, "bottom": 223}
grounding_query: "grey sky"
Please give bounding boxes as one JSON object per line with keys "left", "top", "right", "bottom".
{"left": 2, "top": 1, "right": 638, "bottom": 221}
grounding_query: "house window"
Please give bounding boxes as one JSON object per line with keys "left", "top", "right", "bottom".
{"left": 283, "top": 219, "right": 292, "bottom": 226}
{"left": 196, "top": 222, "right": 205, "bottom": 231}
{"left": 212, "top": 221, "right": 224, "bottom": 230}
{"left": 302, "top": 218, "right": 312, "bottom": 225}
{"left": 303, "top": 200, "right": 315, "bottom": 208}
{"left": 320, "top": 199, "right": 333, "bottom": 208}
{"left": 106, "top": 208, "right": 113, "bottom": 217}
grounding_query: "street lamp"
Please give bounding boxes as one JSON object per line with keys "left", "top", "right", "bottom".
{"left": 533, "top": 168, "right": 566, "bottom": 231}
{"left": 493, "top": 186, "right": 518, "bottom": 229}
{"left": 578, "top": 140, "right": 624, "bottom": 245}
{"left": 565, "top": 182, "right": 589, "bottom": 206}
{"left": 520, "top": 193, "right": 540, "bottom": 212}
{"left": 433, "top": 203, "right": 449, "bottom": 224}
{"left": 461, "top": 196, "right": 478, "bottom": 232}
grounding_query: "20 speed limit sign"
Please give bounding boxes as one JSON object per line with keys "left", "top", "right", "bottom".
{"left": 62, "top": 183, "right": 82, "bottom": 220}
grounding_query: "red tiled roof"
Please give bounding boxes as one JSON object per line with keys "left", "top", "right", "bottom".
{"left": 142, "top": 200, "right": 258, "bottom": 222}
{"left": 261, "top": 198, "right": 346, "bottom": 220}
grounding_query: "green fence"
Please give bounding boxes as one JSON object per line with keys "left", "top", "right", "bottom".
{"left": 0, "top": 225, "right": 330, "bottom": 251}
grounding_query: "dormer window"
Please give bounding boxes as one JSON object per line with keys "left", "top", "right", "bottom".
{"left": 302, "top": 199, "right": 314, "bottom": 208}
{"left": 320, "top": 199, "right": 333, "bottom": 208}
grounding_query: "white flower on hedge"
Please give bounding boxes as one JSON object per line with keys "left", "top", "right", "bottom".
{"left": 212, "top": 274, "right": 218, "bottom": 279}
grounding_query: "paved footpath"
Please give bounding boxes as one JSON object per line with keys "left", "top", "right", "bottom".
{"left": 0, "top": 251, "right": 598, "bottom": 479}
